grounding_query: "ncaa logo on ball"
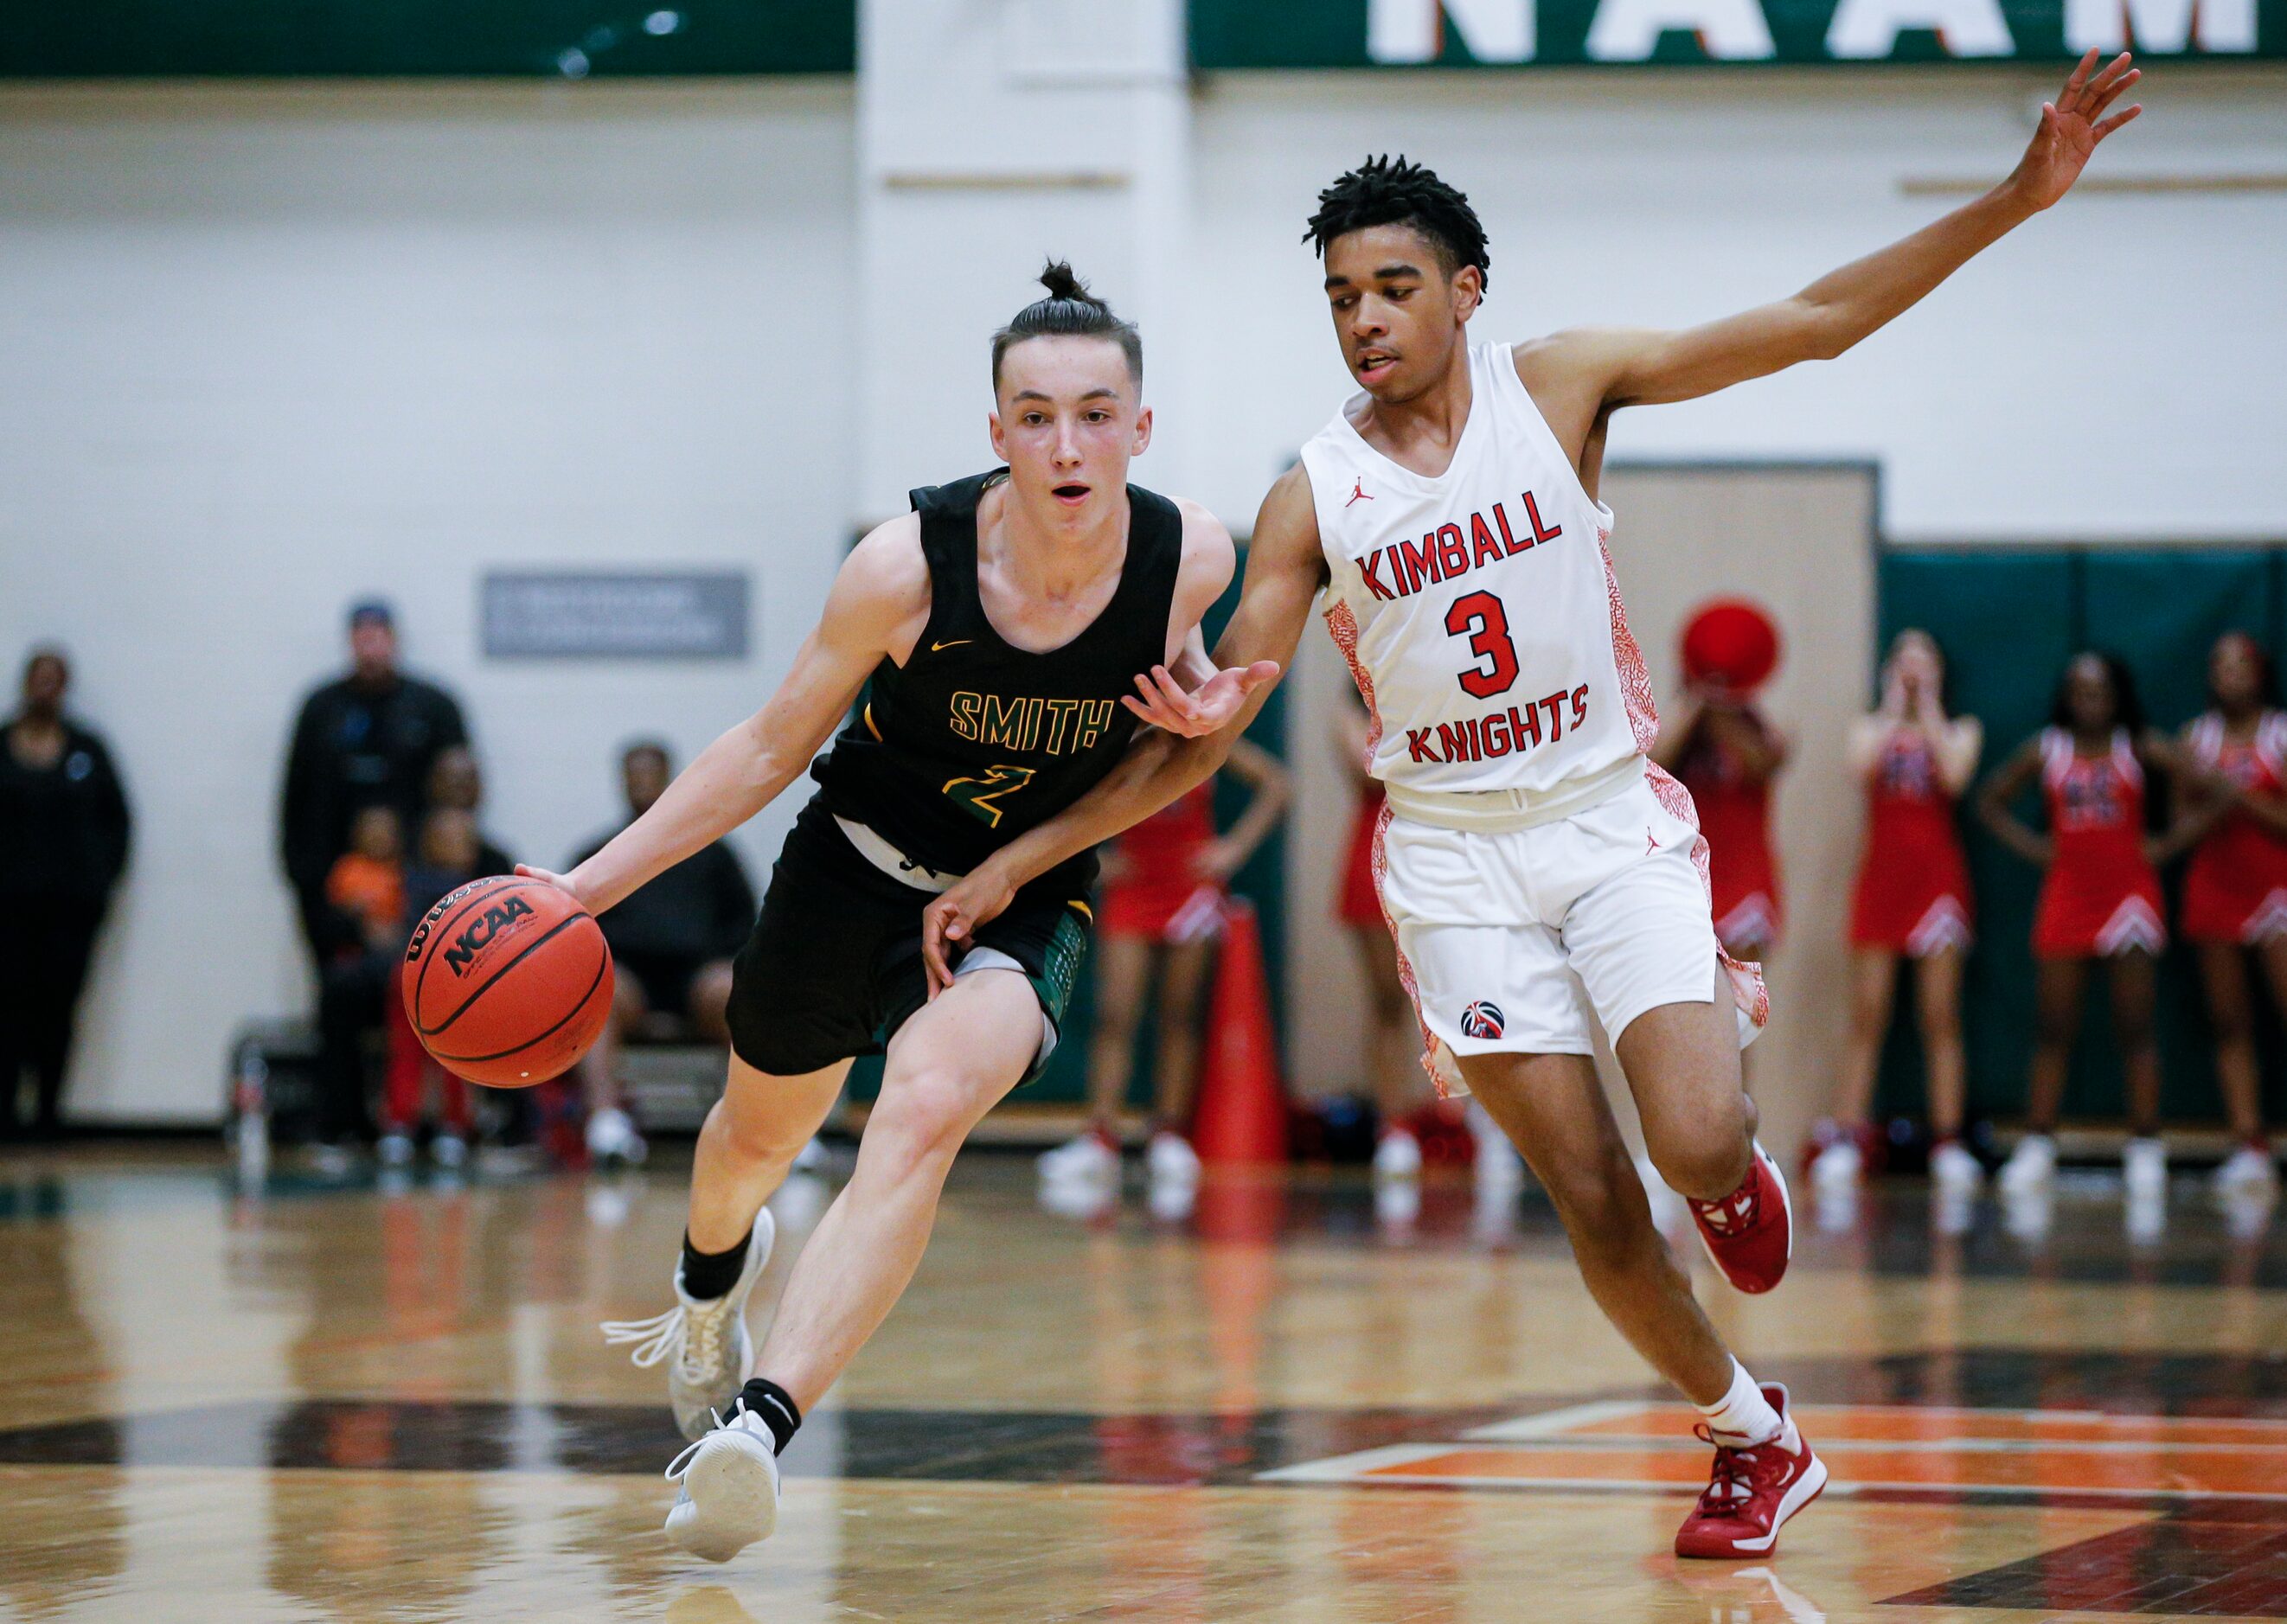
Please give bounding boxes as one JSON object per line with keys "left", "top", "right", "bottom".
{"left": 1460, "top": 1001, "right": 1506, "bottom": 1040}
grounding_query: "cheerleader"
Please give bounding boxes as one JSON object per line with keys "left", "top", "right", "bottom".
{"left": 1813, "top": 630, "right": 1982, "bottom": 1194}
{"left": 2175, "top": 631, "right": 2287, "bottom": 1193}
{"left": 1656, "top": 691, "right": 1789, "bottom": 967}
{"left": 1035, "top": 740, "right": 1288, "bottom": 1195}
{"left": 1981, "top": 653, "right": 2194, "bottom": 1199}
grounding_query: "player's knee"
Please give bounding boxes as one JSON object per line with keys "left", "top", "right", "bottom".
{"left": 866, "top": 1070, "right": 983, "bottom": 1170}
{"left": 1647, "top": 1099, "right": 1754, "bottom": 1200}
{"left": 708, "top": 1091, "right": 806, "bottom": 1170}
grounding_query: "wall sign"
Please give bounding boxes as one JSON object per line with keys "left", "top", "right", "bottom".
{"left": 1191, "top": 0, "right": 2276, "bottom": 66}
{"left": 483, "top": 571, "right": 749, "bottom": 660}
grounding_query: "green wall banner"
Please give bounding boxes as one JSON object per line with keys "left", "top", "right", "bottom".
{"left": 0, "top": 1, "right": 853, "bottom": 78}
{"left": 1192, "top": 0, "right": 2278, "bottom": 67}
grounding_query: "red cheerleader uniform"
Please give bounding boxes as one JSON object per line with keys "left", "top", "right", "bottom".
{"left": 2033, "top": 727, "right": 2166, "bottom": 958}
{"left": 1848, "top": 726, "right": 1973, "bottom": 956}
{"left": 1676, "top": 716, "right": 1782, "bottom": 955}
{"left": 1338, "top": 784, "right": 1387, "bottom": 927}
{"left": 1099, "top": 782, "right": 1224, "bottom": 943}
{"left": 2181, "top": 710, "right": 2287, "bottom": 944}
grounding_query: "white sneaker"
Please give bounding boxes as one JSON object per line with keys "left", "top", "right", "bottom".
{"left": 376, "top": 1132, "right": 414, "bottom": 1168}
{"left": 2214, "top": 1144, "right": 2277, "bottom": 1195}
{"left": 1997, "top": 1134, "right": 2056, "bottom": 1196}
{"left": 1037, "top": 1130, "right": 1119, "bottom": 1184}
{"left": 1146, "top": 1130, "right": 1201, "bottom": 1187}
{"left": 1373, "top": 1128, "right": 1423, "bottom": 1182}
{"left": 587, "top": 1107, "right": 647, "bottom": 1167}
{"left": 1810, "top": 1138, "right": 1861, "bottom": 1193}
{"left": 663, "top": 1401, "right": 780, "bottom": 1562}
{"left": 2124, "top": 1136, "right": 2168, "bottom": 1202}
{"left": 430, "top": 1131, "right": 468, "bottom": 1170}
{"left": 1930, "top": 1141, "right": 1984, "bottom": 1195}
{"left": 601, "top": 1212, "right": 778, "bottom": 1442}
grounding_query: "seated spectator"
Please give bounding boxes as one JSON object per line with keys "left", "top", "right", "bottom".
{"left": 325, "top": 807, "right": 406, "bottom": 953}
{"left": 570, "top": 741, "right": 758, "bottom": 1167}
{"left": 0, "top": 646, "right": 131, "bottom": 1141}
{"left": 379, "top": 809, "right": 484, "bottom": 1169}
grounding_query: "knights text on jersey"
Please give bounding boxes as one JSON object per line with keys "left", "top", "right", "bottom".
{"left": 1299, "top": 342, "right": 1656, "bottom": 802}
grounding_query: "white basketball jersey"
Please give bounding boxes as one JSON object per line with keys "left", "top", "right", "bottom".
{"left": 1300, "top": 342, "right": 1656, "bottom": 805}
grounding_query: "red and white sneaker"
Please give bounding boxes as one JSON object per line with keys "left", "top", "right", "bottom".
{"left": 1689, "top": 1142, "right": 1793, "bottom": 1295}
{"left": 1675, "top": 1383, "right": 1828, "bottom": 1559}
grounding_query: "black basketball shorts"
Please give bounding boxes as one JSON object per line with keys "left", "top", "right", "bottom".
{"left": 725, "top": 796, "right": 1092, "bottom": 1084}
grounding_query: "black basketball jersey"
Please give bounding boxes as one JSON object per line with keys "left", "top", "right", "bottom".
{"left": 811, "top": 470, "right": 1184, "bottom": 890}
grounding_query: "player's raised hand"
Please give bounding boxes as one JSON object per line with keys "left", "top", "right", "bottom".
{"left": 920, "top": 864, "right": 1017, "bottom": 999}
{"left": 1122, "top": 661, "right": 1283, "bottom": 738}
{"left": 2011, "top": 49, "right": 2142, "bottom": 211}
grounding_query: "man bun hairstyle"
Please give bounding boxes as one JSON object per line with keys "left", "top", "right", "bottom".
{"left": 991, "top": 260, "right": 1143, "bottom": 387}
{"left": 1304, "top": 155, "right": 1490, "bottom": 291}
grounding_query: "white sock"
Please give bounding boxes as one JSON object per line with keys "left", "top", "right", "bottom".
{"left": 1695, "top": 1359, "right": 1783, "bottom": 1446}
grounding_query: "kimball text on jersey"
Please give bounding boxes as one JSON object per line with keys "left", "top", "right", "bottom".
{"left": 1355, "top": 489, "right": 1566, "bottom": 602}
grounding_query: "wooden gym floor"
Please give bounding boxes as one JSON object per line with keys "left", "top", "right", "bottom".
{"left": 3, "top": 1142, "right": 2287, "bottom": 1622}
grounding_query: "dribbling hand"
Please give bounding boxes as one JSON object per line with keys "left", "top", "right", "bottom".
{"left": 515, "top": 864, "right": 593, "bottom": 911}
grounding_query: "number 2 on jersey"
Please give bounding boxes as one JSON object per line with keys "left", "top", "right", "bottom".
{"left": 943, "top": 764, "right": 1037, "bottom": 828}
{"left": 1445, "top": 590, "right": 1521, "bottom": 698}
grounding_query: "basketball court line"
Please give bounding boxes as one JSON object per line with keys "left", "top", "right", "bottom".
{"left": 1261, "top": 1403, "right": 2287, "bottom": 1503}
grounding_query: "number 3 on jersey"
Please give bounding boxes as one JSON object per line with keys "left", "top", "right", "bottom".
{"left": 944, "top": 764, "right": 1036, "bottom": 828}
{"left": 1445, "top": 590, "right": 1521, "bottom": 698}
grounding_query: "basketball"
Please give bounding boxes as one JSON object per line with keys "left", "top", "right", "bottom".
{"left": 1682, "top": 598, "right": 1783, "bottom": 697}
{"left": 400, "top": 874, "right": 614, "bottom": 1088}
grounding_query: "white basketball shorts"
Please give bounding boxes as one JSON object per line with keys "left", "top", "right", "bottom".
{"left": 1376, "top": 774, "right": 1742, "bottom": 1067}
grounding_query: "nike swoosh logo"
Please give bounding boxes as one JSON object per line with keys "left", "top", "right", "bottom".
{"left": 931, "top": 639, "right": 971, "bottom": 653}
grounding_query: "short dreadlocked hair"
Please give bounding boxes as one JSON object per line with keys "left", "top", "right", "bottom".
{"left": 1304, "top": 156, "right": 1489, "bottom": 291}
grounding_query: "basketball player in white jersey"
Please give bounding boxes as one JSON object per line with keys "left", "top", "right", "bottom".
{"left": 924, "top": 51, "right": 2142, "bottom": 1559}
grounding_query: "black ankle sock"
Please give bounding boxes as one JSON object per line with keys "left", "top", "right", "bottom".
{"left": 739, "top": 1378, "right": 802, "bottom": 1455}
{"left": 679, "top": 1228, "right": 753, "bottom": 1301}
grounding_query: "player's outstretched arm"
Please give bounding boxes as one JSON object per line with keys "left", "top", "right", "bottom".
{"left": 921, "top": 469, "right": 1327, "bottom": 992}
{"left": 521, "top": 518, "right": 929, "bottom": 915}
{"left": 1534, "top": 50, "right": 2141, "bottom": 415}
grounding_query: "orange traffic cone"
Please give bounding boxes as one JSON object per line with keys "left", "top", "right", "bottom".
{"left": 1191, "top": 897, "right": 1288, "bottom": 1166}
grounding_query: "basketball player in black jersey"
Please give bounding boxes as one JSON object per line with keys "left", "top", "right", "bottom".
{"left": 520, "top": 265, "right": 1237, "bottom": 1561}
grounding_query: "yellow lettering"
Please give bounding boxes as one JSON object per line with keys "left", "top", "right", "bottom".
{"left": 1041, "top": 698, "right": 1081, "bottom": 754}
{"left": 1074, "top": 699, "right": 1114, "bottom": 751}
{"left": 983, "top": 694, "right": 1029, "bottom": 748}
{"left": 949, "top": 691, "right": 983, "bottom": 743}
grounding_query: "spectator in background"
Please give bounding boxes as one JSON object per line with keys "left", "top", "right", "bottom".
{"left": 2175, "top": 631, "right": 2287, "bottom": 1197}
{"left": 310, "top": 804, "right": 407, "bottom": 1162}
{"left": 425, "top": 744, "right": 516, "bottom": 879}
{"left": 280, "top": 600, "right": 468, "bottom": 963}
{"left": 567, "top": 741, "right": 758, "bottom": 1167}
{"left": 0, "top": 647, "right": 131, "bottom": 1140}
{"left": 1814, "top": 630, "right": 1982, "bottom": 1198}
{"left": 378, "top": 808, "right": 485, "bottom": 1170}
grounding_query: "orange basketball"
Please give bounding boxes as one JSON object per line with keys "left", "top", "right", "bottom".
{"left": 401, "top": 875, "right": 614, "bottom": 1088}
